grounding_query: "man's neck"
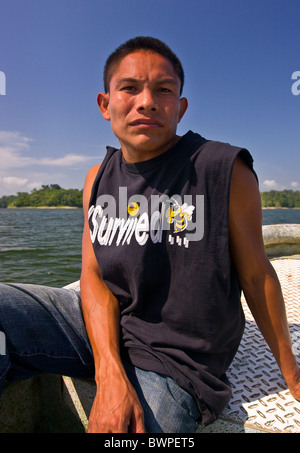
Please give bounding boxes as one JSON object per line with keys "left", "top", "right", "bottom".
{"left": 120, "top": 135, "right": 181, "bottom": 164}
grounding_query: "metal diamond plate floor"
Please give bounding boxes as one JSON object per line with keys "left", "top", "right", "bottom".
{"left": 216, "top": 257, "right": 300, "bottom": 433}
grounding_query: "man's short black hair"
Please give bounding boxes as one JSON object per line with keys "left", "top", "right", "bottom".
{"left": 103, "top": 36, "right": 185, "bottom": 95}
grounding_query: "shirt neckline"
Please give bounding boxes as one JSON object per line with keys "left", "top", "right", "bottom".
{"left": 122, "top": 131, "right": 195, "bottom": 175}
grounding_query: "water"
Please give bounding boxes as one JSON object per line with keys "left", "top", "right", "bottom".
{"left": 0, "top": 208, "right": 299, "bottom": 287}
{"left": 262, "top": 208, "right": 300, "bottom": 225}
{"left": 0, "top": 208, "right": 83, "bottom": 287}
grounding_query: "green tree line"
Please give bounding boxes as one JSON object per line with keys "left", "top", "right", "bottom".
{"left": 0, "top": 184, "right": 83, "bottom": 208}
{"left": 260, "top": 190, "right": 300, "bottom": 208}
{"left": 0, "top": 187, "right": 299, "bottom": 209}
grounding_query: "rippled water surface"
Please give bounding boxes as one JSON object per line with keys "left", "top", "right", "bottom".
{"left": 0, "top": 208, "right": 83, "bottom": 286}
{"left": 0, "top": 208, "right": 299, "bottom": 287}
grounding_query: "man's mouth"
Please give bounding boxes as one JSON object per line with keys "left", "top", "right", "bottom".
{"left": 129, "top": 119, "right": 163, "bottom": 128}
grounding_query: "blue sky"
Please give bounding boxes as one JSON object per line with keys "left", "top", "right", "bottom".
{"left": 0, "top": 0, "right": 299, "bottom": 197}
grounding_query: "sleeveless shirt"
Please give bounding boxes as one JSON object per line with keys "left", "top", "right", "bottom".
{"left": 88, "top": 130, "right": 256, "bottom": 425}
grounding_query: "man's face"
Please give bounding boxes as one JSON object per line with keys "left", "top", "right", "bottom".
{"left": 97, "top": 51, "right": 188, "bottom": 162}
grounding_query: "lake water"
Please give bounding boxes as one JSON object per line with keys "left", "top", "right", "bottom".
{"left": 0, "top": 208, "right": 299, "bottom": 287}
{"left": 0, "top": 208, "right": 83, "bottom": 287}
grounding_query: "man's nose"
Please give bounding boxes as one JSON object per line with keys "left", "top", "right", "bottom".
{"left": 137, "top": 89, "right": 158, "bottom": 112}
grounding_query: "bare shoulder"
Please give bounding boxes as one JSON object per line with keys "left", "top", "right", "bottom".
{"left": 231, "top": 156, "right": 257, "bottom": 190}
{"left": 229, "top": 156, "right": 267, "bottom": 280}
{"left": 84, "top": 164, "right": 101, "bottom": 187}
{"left": 230, "top": 156, "right": 260, "bottom": 213}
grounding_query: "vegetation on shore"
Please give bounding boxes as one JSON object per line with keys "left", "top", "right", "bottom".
{"left": 260, "top": 190, "right": 300, "bottom": 208}
{"left": 0, "top": 185, "right": 83, "bottom": 208}
{"left": 0, "top": 186, "right": 299, "bottom": 209}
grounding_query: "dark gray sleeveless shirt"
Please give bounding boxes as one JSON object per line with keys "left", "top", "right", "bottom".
{"left": 88, "top": 131, "right": 256, "bottom": 425}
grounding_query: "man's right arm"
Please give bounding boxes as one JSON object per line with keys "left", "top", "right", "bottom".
{"left": 80, "top": 165, "right": 145, "bottom": 433}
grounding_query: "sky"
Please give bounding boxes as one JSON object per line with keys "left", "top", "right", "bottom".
{"left": 0, "top": 0, "right": 299, "bottom": 197}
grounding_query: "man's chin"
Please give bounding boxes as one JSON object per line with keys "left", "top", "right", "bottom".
{"left": 118, "top": 130, "right": 179, "bottom": 162}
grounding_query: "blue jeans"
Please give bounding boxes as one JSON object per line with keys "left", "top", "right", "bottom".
{"left": 0, "top": 283, "right": 200, "bottom": 433}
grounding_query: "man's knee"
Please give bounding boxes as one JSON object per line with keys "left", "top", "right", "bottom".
{"left": 0, "top": 283, "right": 38, "bottom": 333}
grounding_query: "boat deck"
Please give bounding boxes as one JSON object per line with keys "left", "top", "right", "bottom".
{"left": 63, "top": 256, "right": 300, "bottom": 433}
{"left": 1, "top": 256, "right": 299, "bottom": 433}
{"left": 197, "top": 257, "right": 300, "bottom": 433}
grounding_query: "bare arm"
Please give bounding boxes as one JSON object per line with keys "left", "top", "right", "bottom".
{"left": 80, "top": 165, "right": 145, "bottom": 433}
{"left": 229, "top": 157, "right": 300, "bottom": 400}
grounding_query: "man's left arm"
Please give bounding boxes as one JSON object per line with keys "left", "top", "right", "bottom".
{"left": 229, "top": 156, "right": 300, "bottom": 400}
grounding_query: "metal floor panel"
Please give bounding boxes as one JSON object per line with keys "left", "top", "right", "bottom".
{"left": 219, "top": 258, "right": 300, "bottom": 433}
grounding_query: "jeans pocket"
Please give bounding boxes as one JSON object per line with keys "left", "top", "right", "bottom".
{"left": 165, "top": 376, "right": 200, "bottom": 422}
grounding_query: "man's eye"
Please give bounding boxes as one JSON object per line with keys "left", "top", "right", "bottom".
{"left": 121, "top": 86, "right": 136, "bottom": 92}
{"left": 158, "top": 88, "right": 172, "bottom": 93}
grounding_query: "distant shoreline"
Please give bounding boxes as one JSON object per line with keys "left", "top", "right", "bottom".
{"left": 2, "top": 206, "right": 299, "bottom": 210}
{"left": 2, "top": 207, "right": 299, "bottom": 212}
{"left": 262, "top": 207, "right": 300, "bottom": 209}
{"left": 5, "top": 206, "right": 80, "bottom": 209}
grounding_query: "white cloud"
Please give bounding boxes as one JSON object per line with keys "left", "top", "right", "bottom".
{"left": 0, "top": 130, "right": 34, "bottom": 168}
{"left": 0, "top": 130, "right": 99, "bottom": 196}
{"left": 0, "top": 130, "right": 94, "bottom": 170}
{"left": 262, "top": 179, "right": 279, "bottom": 189}
{"left": 0, "top": 130, "right": 33, "bottom": 150}
{"left": 39, "top": 154, "right": 91, "bottom": 167}
{"left": 3, "top": 176, "right": 29, "bottom": 188}
{"left": 261, "top": 179, "right": 300, "bottom": 191}
{"left": 1, "top": 176, "right": 42, "bottom": 194}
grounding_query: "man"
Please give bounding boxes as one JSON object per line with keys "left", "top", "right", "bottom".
{"left": 0, "top": 37, "right": 299, "bottom": 434}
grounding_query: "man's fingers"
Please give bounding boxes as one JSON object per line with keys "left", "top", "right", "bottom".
{"left": 130, "top": 406, "right": 146, "bottom": 433}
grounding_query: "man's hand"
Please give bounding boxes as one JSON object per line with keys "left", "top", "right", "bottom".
{"left": 285, "top": 367, "right": 300, "bottom": 402}
{"left": 88, "top": 370, "right": 146, "bottom": 433}
{"left": 80, "top": 164, "right": 146, "bottom": 433}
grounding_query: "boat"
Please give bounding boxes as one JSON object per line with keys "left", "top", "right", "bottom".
{"left": 262, "top": 223, "right": 300, "bottom": 258}
{"left": 0, "top": 224, "right": 299, "bottom": 432}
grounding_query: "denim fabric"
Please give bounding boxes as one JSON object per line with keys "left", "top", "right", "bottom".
{"left": 0, "top": 283, "right": 95, "bottom": 388}
{"left": 124, "top": 364, "right": 201, "bottom": 433}
{"left": 0, "top": 283, "right": 201, "bottom": 433}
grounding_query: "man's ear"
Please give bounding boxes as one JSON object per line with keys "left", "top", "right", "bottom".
{"left": 178, "top": 97, "right": 188, "bottom": 123}
{"left": 97, "top": 92, "right": 110, "bottom": 121}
